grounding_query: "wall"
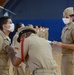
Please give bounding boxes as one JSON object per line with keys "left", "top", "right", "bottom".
{"left": 4, "top": 0, "right": 74, "bottom": 41}
{"left": 12, "top": 0, "right": 74, "bottom": 19}
{"left": 9, "top": 19, "right": 65, "bottom": 41}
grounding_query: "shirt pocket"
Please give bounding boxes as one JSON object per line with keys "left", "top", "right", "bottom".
{"left": 66, "top": 33, "right": 73, "bottom": 43}
{"left": 2, "top": 39, "right": 10, "bottom": 50}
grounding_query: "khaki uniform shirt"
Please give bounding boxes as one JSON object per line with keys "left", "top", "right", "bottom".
{"left": 0, "top": 30, "right": 11, "bottom": 68}
{"left": 12, "top": 32, "right": 26, "bottom": 75}
{"left": 12, "top": 32, "right": 19, "bottom": 49}
{"left": 61, "top": 22, "right": 74, "bottom": 54}
{"left": 16, "top": 33, "right": 57, "bottom": 73}
{"left": 45, "top": 28, "right": 49, "bottom": 40}
{"left": 39, "top": 29, "right": 45, "bottom": 38}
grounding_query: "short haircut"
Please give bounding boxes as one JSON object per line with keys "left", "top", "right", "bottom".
{"left": 70, "top": 14, "right": 74, "bottom": 17}
{"left": 14, "top": 22, "right": 23, "bottom": 33}
{"left": 0, "top": 16, "right": 11, "bottom": 30}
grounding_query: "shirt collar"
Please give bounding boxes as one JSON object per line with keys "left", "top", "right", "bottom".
{"left": 65, "top": 22, "right": 74, "bottom": 30}
{"left": 0, "top": 30, "right": 10, "bottom": 41}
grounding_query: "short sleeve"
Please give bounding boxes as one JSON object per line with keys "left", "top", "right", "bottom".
{"left": 12, "top": 34, "right": 19, "bottom": 49}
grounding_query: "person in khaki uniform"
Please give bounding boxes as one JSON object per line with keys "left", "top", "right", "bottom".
{"left": 38, "top": 26, "right": 44, "bottom": 38}
{"left": 27, "top": 24, "right": 33, "bottom": 28}
{"left": 5, "top": 26, "right": 59, "bottom": 75}
{"left": 70, "top": 10, "right": 74, "bottom": 19}
{"left": 34, "top": 25, "right": 40, "bottom": 37}
{"left": 0, "top": 16, "right": 14, "bottom": 75}
{"left": 45, "top": 27, "right": 49, "bottom": 40}
{"left": 53, "top": 7, "right": 74, "bottom": 75}
{"left": 12, "top": 22, "right": 25, "bottom": 52}
{"left": 11, "top": 22, "right": 26, "bottom": 75}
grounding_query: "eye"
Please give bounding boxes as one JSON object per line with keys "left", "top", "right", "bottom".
{"left": 10, "top": 22, "right": 12, "bottom": 24}
{"left": 66, "top": 17, "right": 69, "bottom": 18}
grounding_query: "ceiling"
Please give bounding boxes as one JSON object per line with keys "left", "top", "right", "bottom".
{"left": 5, "top": 0, "right": 22, "bottom": 11}
{"left": 0, "top": 0, "right": 22, "bottom": 14}
{"left": 0, "top": 0, "right": 9, "bottom": 6}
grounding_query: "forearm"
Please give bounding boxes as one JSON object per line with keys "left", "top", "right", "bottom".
{"left": 5, "top": 45, "right": 16, "bottom": 60}
{"left": 5, "top": 45, "right": 22, "bottom": 67}
{"left": 62, "top": 43, "right": 74, "bottom": 50}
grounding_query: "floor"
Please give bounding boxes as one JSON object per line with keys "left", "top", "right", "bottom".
{"left": 52, "top": 45, "right": 62, "bottom": 75}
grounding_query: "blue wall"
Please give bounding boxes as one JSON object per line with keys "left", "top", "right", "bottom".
{"left": 8, "top": 0, "right": 73, "bottom": 41}
{"left": 11, "top": 0, "right": 74, "bottom": 19}
{"left": 9, "top": 19, "right": 65, "bottom": 41}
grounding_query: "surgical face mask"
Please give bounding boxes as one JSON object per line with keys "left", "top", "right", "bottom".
{"left": 62, "top": 18, "right": 71, "bottom": 24}
{"left": 6, "top": 23, "right": 14, "bottom": 32}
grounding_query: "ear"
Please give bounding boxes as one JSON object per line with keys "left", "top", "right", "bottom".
{"left": 24, "top": 33, "right": 26, "bottom": 37}
{"left": 69, "top": 16, "right": 73, "bottom": 20}
{"left": 2, "top": 24, "right": 5, "bottom": 29}
{"left": 22, "top": 33, "right": 26, "bottom": 38}
{"left": 70, "top": 16, "right": 74, "bottom": 20}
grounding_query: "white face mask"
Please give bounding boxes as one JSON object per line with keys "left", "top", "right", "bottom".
{"left": 7, "top": 23, "right": 14, "bottom": 32}
{"left": 62, "top": 18, "right": 71, "bottom": 24}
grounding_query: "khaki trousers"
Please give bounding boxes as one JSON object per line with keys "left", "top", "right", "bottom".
{"left": 61, "top": 54, "right": 74, "bottom": 75}
{"left": 32, "top": 69, "right": 59, "bottom": 75}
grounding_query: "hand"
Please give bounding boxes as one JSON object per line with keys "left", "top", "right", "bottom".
{"left": 52, "top": 41, "right": 63, "bottom": 47}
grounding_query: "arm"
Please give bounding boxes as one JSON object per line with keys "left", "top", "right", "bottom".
{"left": 62, "top": 43, "right": 74, "bottom": 50}
{"left": 5, "top": 45, "right": 22, "bottom": 67}
{"left": 5, "top": 38, "right": 29, "bottom": 67}
{"left": 52, "top": 41, "right": 74, "bottom": 50}
{"left": 12, "top": 34, "right": 20, "bottom": 52}
{"left": 52, "top": 27, "right": 74, "bottom": 50}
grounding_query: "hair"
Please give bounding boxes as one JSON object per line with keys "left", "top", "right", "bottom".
{"left": 17, "top": 30, "right": 35, "bottom": 42}
{"left": 27, "top": 24, "right": 33, "bottom": 28}
{"left": 19, "top": 29, "right": 36, "bottom": 38}
{"left": 25, "top": 32, "right": 32, "bottom": 37}
{"left": 70, "top": 14, "right": 74, "bottom": 17}
{"left": 14, "top": 22, "right": 23, "bottom": 33}
{"left": 0, "top": 16, "right": 11, "bottom": 30}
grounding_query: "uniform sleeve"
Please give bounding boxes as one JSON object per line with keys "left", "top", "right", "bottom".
{"left": 71, "top": 28, "right": 74, "bottom": 42}
{"left": 15, "top": 38, "right": 29, "bottom": 59}
{"left": 12, "top": 34, "right": 19, "bottom": 49}
{"left": 0, "top": 35, "right": 3, "bottom": 51}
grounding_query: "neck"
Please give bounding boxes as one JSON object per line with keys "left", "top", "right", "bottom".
{"left": 3, "top": 30, "right": 10, "bottom": 36}
{"left": 66, "top": 22, "right": 72, "bottom": 26}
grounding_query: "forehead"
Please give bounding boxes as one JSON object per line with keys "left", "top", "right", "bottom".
{"left": 7, "top": 19, "right": 12, "bottom": 22}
